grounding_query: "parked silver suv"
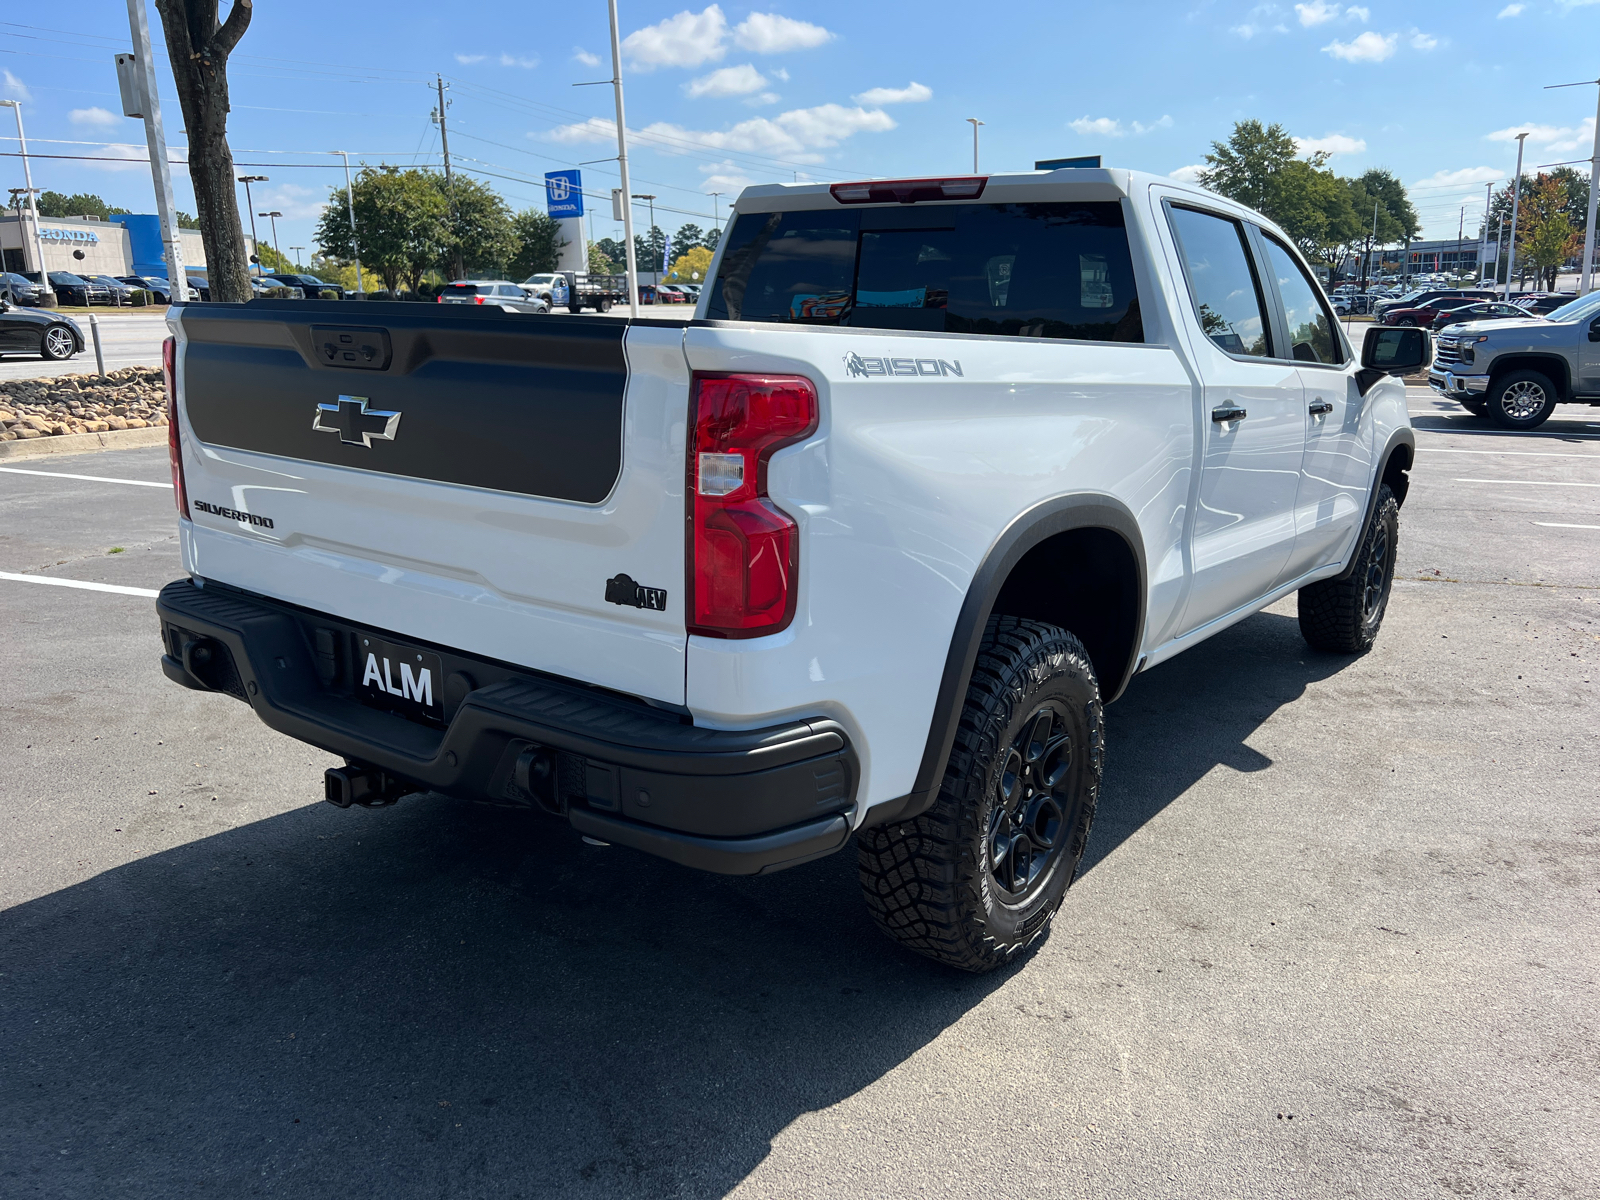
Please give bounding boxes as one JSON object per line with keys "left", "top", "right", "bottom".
{"left": 1429, "top": 291, "right": 1600, "bottom": 430}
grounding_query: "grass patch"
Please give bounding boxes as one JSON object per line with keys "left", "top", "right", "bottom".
{"left": 107, "top": 547, "right": 124, "bottom": 554}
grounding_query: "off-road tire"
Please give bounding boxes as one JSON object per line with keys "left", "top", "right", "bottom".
{"left": 1487, "top": 368, "right": 1558, "bottom": 431}
{"left": 857, "top": 616, "right": 1103, "bottom": 973}
{"left": 1298, "top": 484, "right": 1399, "bottom": 654}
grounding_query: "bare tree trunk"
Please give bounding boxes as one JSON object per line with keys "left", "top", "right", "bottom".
{"left": 154, "top": 0, "right": 253, "bottom": 304}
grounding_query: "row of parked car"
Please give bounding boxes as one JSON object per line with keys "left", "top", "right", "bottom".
{"left": 0, "top": 269, "right": 347, "bottom": 307}
{"left": 1372, "top": 286, "right": 1575, "bottom": 331}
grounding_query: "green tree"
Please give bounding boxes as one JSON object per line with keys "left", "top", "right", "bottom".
{"left": 435, "top": 174, "right": 517, "bottom": 279}
{"left": 176, "top": 211, "right": 200, "bottom": 229}
{"left": 35, "top": 192, "right": 131, "bottom": 220}
{"left": 1196, "top": 120, "right": 1351, "bottom": 266}
{"left": 666, "top": 245, "right": 714, "bottom": 283}
{"left": 315, "top": 166, "right": 448, "bottom": 293}
{"left": 704, "top": 225, "right": 721, "bottom": 254}
{"left": 596, "top": 237, "right": 627, "bottom": 267}
{"left": 672, "top": 223, "right": 705, "bottom": 253}
{"left": 635, "top": 225, "right": 667, "bottom": 274}
{"left": 1518, "top": 174, "right": 1580, "bottom": 290}
{"left": 507, "top": 209, "right": 566, "bottom": 279}
{"left": 588, "top": 242, "right": 618, "bottom": 274}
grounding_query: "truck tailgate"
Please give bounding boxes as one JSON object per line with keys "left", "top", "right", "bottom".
{"left": 172, "top": 302, "right": 690, "bottom": 706}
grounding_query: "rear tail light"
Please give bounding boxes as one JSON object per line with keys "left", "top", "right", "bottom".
{"left": 162, "top": 335, "right": 189, "bottom": 519}
{"left": 688, "top": 374, "right": 818, "bottom": 637}
{"left": 830, "top": 176, "right": 987, "bottom": 205}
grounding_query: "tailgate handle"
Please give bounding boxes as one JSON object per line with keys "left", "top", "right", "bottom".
{"left": 310, "top": 325, "right": 392, "bottom": 371}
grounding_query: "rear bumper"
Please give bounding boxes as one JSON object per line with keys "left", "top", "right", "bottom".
{"left": 156, "top": 578, "right": 856, "bottom": 875}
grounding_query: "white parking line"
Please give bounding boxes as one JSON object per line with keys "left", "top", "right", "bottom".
{"left": 1533, "top": 522, "right": 1600, "bottom": 530}
{"left": 1413, "top": 427, "right": 1600, "bottom": 441}
{"left": 0, "top": 467, "right": 172, "bottom": 489}
{"left": 1417, "top": 448, "right": 1600, "bottom": 458}
{"left": 1453, "top": 477, "right": 1600, "bottom": 488}
{"left": 0, "top": 571, "right": 159, "bottom": 598}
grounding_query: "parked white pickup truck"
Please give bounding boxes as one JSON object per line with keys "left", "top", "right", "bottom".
{"left": 155, "top": 169, "right": 1426, "bottom": 972}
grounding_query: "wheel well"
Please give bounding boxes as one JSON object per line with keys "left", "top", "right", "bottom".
{"left": 990, "top": 527, "right": 1141, "bottom": 699}
{"left": 1490, "top": 354, "right": 1571, "bottom": 399}
{"left": 1382, "top": 441, "right": 1412, "bottom": 507}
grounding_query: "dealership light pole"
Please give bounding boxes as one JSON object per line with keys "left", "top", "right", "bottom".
{"left": 966, "top": 118, "right": 984, "bottom": 173}
{"left": 237, "top": 176, "right": 267, "bottom": 277}
{"left": 290, "top": 245, "right": 304, "bottom": 270}
{"left": 1479, "top": 181, "right": 1493, "bottom": 284}
{"left": 606, "top": 0, "right": 639, "bottom": 317}
{"left": 0, "top": 100, "right": 52, "bottom": 301}
{"left": 1504, "top": 132, "right": 1528, "bottom": 299}
{"left": 258, "top": 210, "right": 283, "bottom": 271}
{"left": 116, "top": 2, "right": 186, "bottom": 302}
{"left": 329, "top": 151, "right": 364, "bottom": 295}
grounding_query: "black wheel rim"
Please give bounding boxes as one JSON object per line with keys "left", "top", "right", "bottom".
{"left": 986, "top": 703, "right": 1075, "bottom": 901}
{"left": 1363, "top": 520, "right": 1391, "bottom": 622}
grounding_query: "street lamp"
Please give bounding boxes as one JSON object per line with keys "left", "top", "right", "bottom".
{"left": 966, "top": 117, "right": 984, "bottom": 173}
{"left": 290, "top": 246, "right": 305, "bottom": 271}
{"left": 1504, "top": 133, "right": 1528, "bottom": 300}
{"left": 237, "top": 175, "right": 268, "bottom": 277}
{"left": 709, "top": 191, "right": 723, "bottom": 230}
{"left": 0, "top": 100, "right": 52, "bottom": 300}
{"left": 328, "top": 151, "right": 364, "bottom": 295}
{"left": 258, "top": 211, "right": 283, "bottom": 273}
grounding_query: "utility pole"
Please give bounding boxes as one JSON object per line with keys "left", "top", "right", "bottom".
{"left": 605, "top": 0, "right": 638, "bottom": 317}
{"left": 115, "top": 3, "right": 186, "bottom": 302}
{"left": 1480, "top": 181, "right": 1493, "bottom": 285}
{"left": 259, "top": 210, "right": 283, "bottom": 269}
{"left": 1363, "top": 200, "right": 1378, "bottom": 289}
{"left": 330, "top": 150, "right": 364, "bottom": 295}
{"left": 434, "top": 75, "right": 460, "bottom": 278}
{"left": 0, "top": 102, "right": 49, "bottom": 300}
{"left": 632, "top": 193, "right": 657, "bottom": 284}
{"left": 709, "top": 192, "right": 723, "bottom": 230}
{"left": 237, "top": 176, "right": 267, "bottom": 277}
{"left": 966, "top": 118, "right": 984, "bottom": 173}
{"left": 1505, "top": 132, "right": 1528, "bottom": 299}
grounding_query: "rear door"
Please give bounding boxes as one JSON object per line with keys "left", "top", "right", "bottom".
{"left": 1160, "top": 201, "right": 1306, "bottom": 633}
{"left": 173, "top": 305, "right": 691, "bottom": 705}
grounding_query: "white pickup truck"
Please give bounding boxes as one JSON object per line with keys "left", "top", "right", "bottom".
{"left": 155, "top": 169, "right": 1426, "bottom": 972}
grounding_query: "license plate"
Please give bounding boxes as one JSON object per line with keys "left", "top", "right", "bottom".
{"left": 357, "top": 635, "right": 444, "bottom": 722}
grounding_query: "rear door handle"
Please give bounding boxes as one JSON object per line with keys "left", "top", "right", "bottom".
{"left": 1211, "top": 404, "right": 1248, "bottom": 422}
{"left": 1309, "top": 399, "right": 1334, "bottom": 415}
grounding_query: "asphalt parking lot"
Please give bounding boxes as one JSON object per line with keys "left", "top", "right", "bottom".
{"left": 1, "top": 391, "right": 1596, "bottom": 1198}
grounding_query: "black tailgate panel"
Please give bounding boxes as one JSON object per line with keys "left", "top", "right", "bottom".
{"left": 178, "top": 301, "right": 629, "bottom": 504}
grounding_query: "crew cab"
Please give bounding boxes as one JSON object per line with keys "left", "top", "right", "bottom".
{"left": 155, "top": 169, "right": 1424, "bottom": 973}
{"left": 1429, "top": 289, "right": 1600, "bottom": 429}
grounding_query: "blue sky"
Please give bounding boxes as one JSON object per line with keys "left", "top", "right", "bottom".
{"left": 2, "top": 0, "right": 1597, "bottom": 265}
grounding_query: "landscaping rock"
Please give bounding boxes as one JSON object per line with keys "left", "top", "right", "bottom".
{"left": 0, "top": 368, "right": 166, "bottom": 441}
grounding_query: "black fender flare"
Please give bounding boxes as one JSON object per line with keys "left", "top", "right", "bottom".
{"left": 1334, "top": 425, "right": 1415, "bottom": 582}
{"left": 863, "top": 493, "right": 1147, "bottom": 830}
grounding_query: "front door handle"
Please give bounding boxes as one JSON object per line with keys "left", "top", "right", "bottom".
{"left": 1211, "top": 403, "right": 1248, "bottom": 422}
{"left": 1309, "top": 398, "right": 1334, "bottom": 415}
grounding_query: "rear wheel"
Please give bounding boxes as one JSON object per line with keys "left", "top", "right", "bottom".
{"left": 40, "top": 325, "right": 76, "bottom": 361}
{"left": 1396, "top": 317, "right": 1417, "bottom": 327}
{"left": 1487, "top": 369, "right": 1558, "bottom": 431}
{"left": 857, "top": 616, "right": 1102, "bottom": 973}
{"left": 597, "top": 298, "right": 613, "bottom": 312}
{"left": 1298, "top": 484, "right": 1399, "bottom": 654}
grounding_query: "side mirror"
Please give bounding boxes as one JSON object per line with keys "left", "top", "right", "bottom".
{"left": 1357, "top": 325, "right": 1430, "bottom": 395}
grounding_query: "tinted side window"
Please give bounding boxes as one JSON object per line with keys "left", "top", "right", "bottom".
{"left": 705, "top": 202, "right": 1144, "bottom": 343}
{"left": 1261, "top": 236, "right": 1343, "bottom": 364}
{"left": 1168, "top": 206, "right": 1271, "bottom": 358}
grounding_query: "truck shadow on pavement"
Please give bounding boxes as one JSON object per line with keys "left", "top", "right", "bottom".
{"left": 0, "top": 609, "right": 1349, "bottom": 1199}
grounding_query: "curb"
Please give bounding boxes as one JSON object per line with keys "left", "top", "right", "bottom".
{"left": 0, "top": 426, "right": 168, "bottom": 461}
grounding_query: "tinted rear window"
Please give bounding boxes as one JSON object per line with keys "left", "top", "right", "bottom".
{"left": 442, "top": 284, "right": 492, "bottom": 296}
{"left": 705, "top": 201, "right": 1144, "bottom": 342}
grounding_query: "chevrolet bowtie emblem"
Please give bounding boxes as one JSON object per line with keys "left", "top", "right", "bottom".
{"left": 312, "top": 395, "right": 401, "bottom": 448}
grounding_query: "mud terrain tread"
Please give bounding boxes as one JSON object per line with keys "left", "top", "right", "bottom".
{"left": 1298, "top": 485, "right": 1399, "bottom": 654}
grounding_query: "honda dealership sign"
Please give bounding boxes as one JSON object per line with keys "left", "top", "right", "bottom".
{"left": 545, "top": 170, "right": 583, "bottom": 219}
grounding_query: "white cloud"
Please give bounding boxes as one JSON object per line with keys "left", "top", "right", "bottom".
{"left": 745, "top": 92, "right": 780, "bottom": 106}
{"left": 1295, "top": 132, "right": 1367, "bottom": 155}
{"left": 454, "top": 53, "right": 486, "bottom": 64}
{"left": 1, "top": 70, "right": 29, "bottom": 102}
{"left": 1486, "top": 116, "right": 1597, "bottom": 154}
{"left": 1497, "top": 2, "right": 1524, "bottom": 13}
{"left": 543, "top": 104, "right": 895, "bottom": 162}
{"left": 1345, "top": 5, "right": 1370, "bottom": 19}
{"left": 499, "top": 53, "right": 539, "bottom": 69}
{"left": 852, "top": 82, "right": 932, "bottom": 105}
{"left": 1409, "top": 166, "right": 1504, "bottom": 192}
{"left": 771, "top": 68, "right": 790, "bottom": 82}
{"left": 733, "top": 13, "right": 835, "bottom": 53}
{"left": 1070, "top": 116, "right": 1126, "bottom": 137}
{"left": 1070, "top": 114, "right": 1171, "bottom": 138}
{"left": 1169, "top": 164, "right": 1205, "bottom": 183}
{"left": 623, "top": 5, "right": 729, "bottom": 70}
{"left": 1295, "top": 1, "right": 1341, "bottom": 25}
{"left": 1409, "top": 30, "right": 1438, "bottom": 50}
{"left": 700, "top": 162, "right": 755, "bottom": 195}
{"left": 84, "top": 143, "right": 150, "bottom": 173}
{"left": 572, "top": 47, "right": 602, "bottom": 67}
{"left": 1322, "top": 30, "right": 1397, "bottom": 61}
{"left": 259, "top": 183, "right": 327, "bottom": 222}
{"left": 69, "top": 107, "right": 122, "bottom": 128}
{"left": 686, "top": 63, "right": 768, "bottom": 98}
{"left": 1231, "top": 22, "right": 1285, "bottom": 36}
